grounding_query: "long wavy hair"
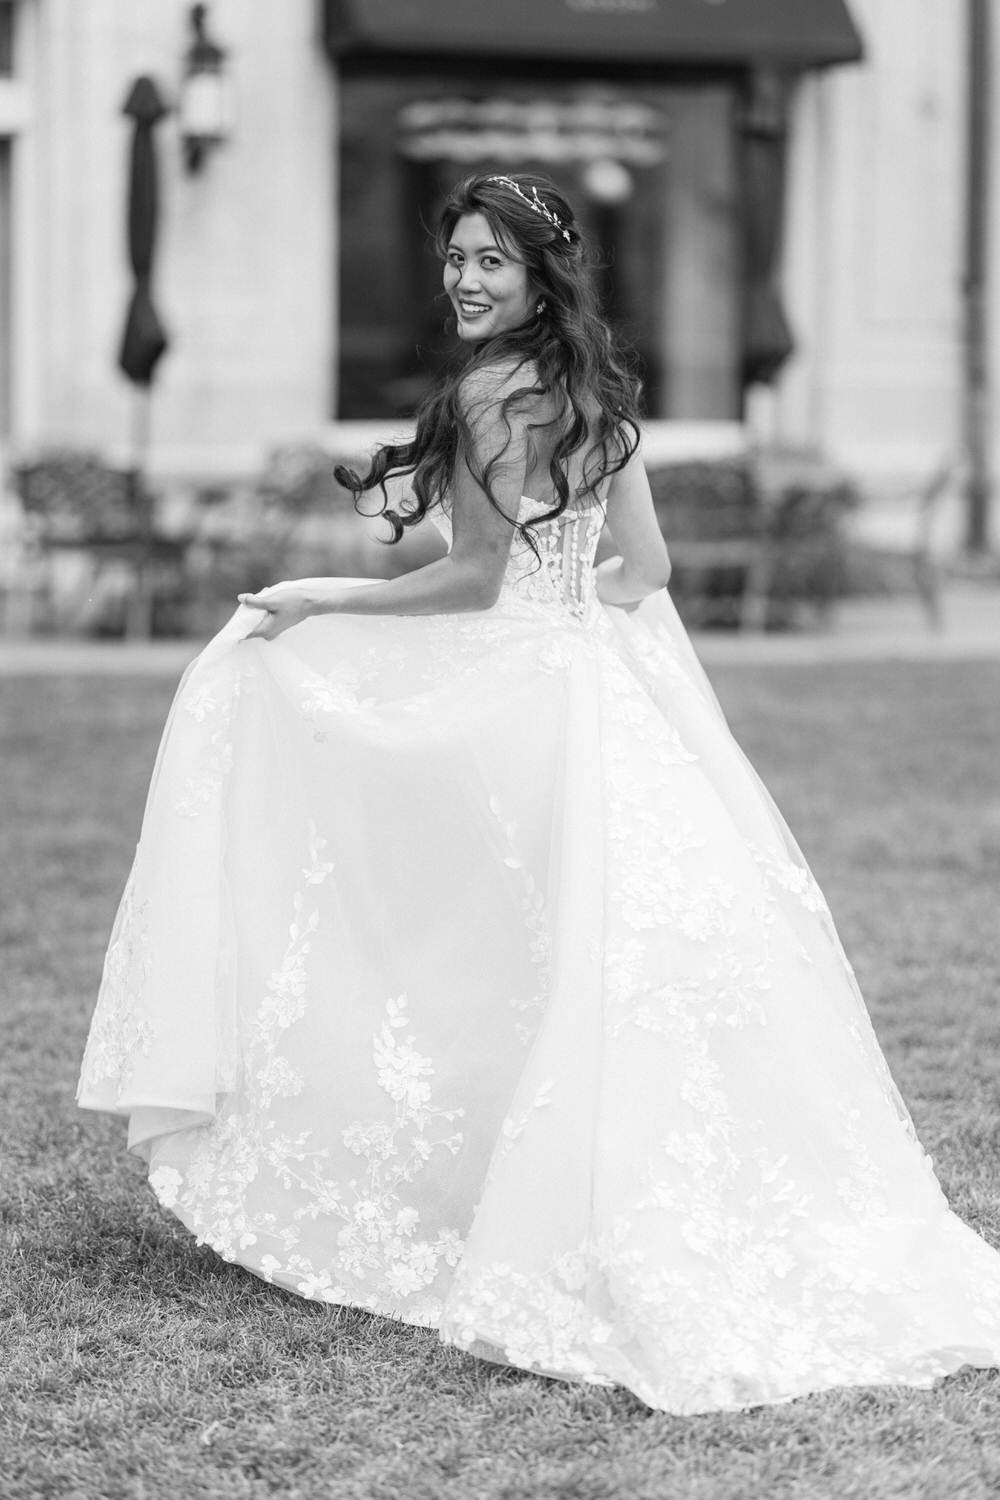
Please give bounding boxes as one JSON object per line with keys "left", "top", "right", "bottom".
{"left": 334, "top": 172, "right": 643, "bottom": 552}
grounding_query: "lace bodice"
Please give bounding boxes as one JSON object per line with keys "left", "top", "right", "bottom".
{"left": 431, "top": 496, "right": 605, "bottom": 620}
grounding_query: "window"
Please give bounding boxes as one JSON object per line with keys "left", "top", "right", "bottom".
{"left": 336, "top": 70, "right": 741, "bottom": 421}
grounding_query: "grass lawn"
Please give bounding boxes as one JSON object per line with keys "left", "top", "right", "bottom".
{"left": 2, "top": 660, "right": 1000, "bottom": 1500}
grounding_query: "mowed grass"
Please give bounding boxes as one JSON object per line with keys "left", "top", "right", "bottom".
{"left": 2, "top": 661, "right": 1000, "bottom": 1500}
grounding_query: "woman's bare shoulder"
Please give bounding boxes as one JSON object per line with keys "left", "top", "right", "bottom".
{"left": 458, "top": 356, "right": 543, "bottom": 416}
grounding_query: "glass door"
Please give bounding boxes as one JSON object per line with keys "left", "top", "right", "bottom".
{"left": 336, "top": 70, "right": 742, "bottom": 421}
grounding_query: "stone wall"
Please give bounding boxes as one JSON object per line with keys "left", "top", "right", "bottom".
{"left": 17, "top": 0, "right": 334, "bottom": 475}
{"left": 778, "top": 0, "right": 969, "bottom": 485}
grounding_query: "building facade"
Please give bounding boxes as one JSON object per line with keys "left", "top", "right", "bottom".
{"left": 0, "top": 0, "right": 993, "bottom": 498}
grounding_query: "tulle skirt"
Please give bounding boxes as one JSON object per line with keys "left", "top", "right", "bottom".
{"left": 78, "top": 584, "right": 1000, "bottom": 1413}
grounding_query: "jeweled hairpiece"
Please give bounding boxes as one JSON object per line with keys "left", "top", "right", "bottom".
{"left": 486, "top": 175, "right": 572, "bottom": 243}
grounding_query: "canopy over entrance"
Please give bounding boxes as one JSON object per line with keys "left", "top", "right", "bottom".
{"left": 323, "top": 0, "right": 863, "bottom": 70}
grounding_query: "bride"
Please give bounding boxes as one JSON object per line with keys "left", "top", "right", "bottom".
{"left": 78, "top": 172, "right": 1000, "bottom": 1415}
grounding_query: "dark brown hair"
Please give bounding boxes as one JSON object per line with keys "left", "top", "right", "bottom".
{"left": 334, "top": 172, "right": 642, "bottom": 551}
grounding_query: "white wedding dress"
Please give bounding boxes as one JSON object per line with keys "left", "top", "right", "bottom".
{"left": 78, "top": 494, "right": 1000, "bottom": 1414}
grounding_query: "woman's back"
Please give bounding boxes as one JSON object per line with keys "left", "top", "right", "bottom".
{"left": 438, "top": 360, "right": 617, "bottom": 621}
{"left": 487, "top": 365, "right": 672, "bottom": 613}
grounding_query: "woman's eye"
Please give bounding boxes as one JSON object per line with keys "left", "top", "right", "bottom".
{"left": 482, "top": 257, "right": 502, "bottom": 270}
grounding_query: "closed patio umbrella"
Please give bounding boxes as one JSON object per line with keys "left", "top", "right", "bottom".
{"left": 119, "top": 75, "right": 170, "bottom": 384}
{"left": 118, "top": 75, "right": 170, "bottom": 637}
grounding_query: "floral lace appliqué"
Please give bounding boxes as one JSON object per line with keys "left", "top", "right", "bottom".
{"left": 148, "top": 823, "right": 466, "bottom": 1320}
{"left": 78, "top": 874, "right": 155, "bottom": 1102}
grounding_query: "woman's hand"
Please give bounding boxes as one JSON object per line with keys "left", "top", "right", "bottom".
{"left": 238, "top": 582, "right": 317, "bottom": 641}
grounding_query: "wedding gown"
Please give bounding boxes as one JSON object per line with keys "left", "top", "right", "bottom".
{"left": 78, "top": 494, "right": 1000, "bottom": 1414}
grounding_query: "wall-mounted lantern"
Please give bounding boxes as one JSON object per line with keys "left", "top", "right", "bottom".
{"left": 179, "top": 3, "right": 232, "bottom": 173}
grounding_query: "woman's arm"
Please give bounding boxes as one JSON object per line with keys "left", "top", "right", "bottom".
{"left": 242, "top": 363, "right": 533, "bottom": 639}
{"left": 241, "top": 550, "right": 502, "bottom": 637}
{"left": 596, "top": 440, "right": 671, "bottom": 606}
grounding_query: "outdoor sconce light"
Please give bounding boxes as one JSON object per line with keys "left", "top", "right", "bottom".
{"left": 179, "top": 3, "right": 232, "bottom": 173}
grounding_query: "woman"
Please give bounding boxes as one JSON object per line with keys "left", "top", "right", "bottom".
{"left": 78, "top": 173, "right": 1000, "bottom": 1415}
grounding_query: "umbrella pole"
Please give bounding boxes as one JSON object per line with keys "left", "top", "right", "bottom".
{"left": 125, "top": 387, "right": 154, "bottom": 640}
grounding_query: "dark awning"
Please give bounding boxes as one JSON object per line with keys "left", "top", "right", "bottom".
{"left": 323, "top": 0, "right": 863, "bottom": 70}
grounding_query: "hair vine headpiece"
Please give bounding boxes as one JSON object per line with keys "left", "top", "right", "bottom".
{"left": 486, "top": 175, "right": 572, "bottom": 243}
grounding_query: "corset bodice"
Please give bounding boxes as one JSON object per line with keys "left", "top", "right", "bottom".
{"left": 431, "top": 496, "right": 605, "bottom": 621}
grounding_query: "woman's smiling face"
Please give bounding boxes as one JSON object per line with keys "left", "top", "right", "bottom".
{"left": 443, "top": 213, "right": 535, "bottom": 342}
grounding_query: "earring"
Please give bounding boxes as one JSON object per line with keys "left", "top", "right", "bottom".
{"left": 536, "top": 300, "right": 546, "bottom": 316}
